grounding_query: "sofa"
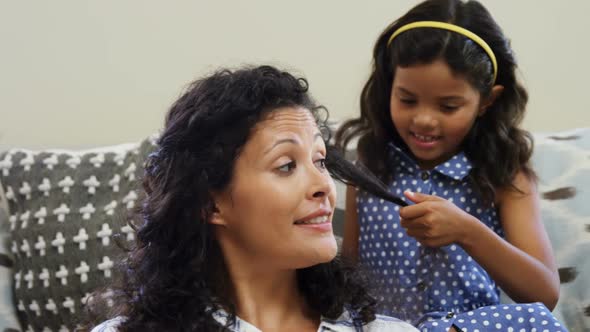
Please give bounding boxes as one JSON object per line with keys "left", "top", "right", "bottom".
{"left": 0, "top": 128, "right": 588, "bottom": 332}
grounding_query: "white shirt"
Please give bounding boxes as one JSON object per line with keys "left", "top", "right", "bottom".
{"left": 91, "top": 309, "right": 418, "bottom": 332}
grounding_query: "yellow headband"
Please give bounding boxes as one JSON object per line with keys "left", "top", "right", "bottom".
{"left": 387, "top": 21, "right": 497, "bottom": 83}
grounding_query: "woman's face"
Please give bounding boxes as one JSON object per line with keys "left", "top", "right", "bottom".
{"left": 212, "top": 106, "right": 337, "bottom": 270}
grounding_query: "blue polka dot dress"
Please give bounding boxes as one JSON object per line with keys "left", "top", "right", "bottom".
{"left": 356, "top": 143, "right": 567, "bottom": 331}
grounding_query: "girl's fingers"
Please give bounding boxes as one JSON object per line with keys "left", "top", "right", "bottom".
{"left": 399, "top": 204, "right": 428, "bottom": 219}
{"left": 401, "top": 218, "right": 427, "bottom": 229}
{"left": 404, "top": 190, "right": 443, "bottom": 203}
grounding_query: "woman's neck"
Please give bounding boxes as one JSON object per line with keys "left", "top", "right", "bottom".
{"left": 216, "top": 237, "right": 320, "bottom": 331}
{"left": 228, "top": 268, "right": 319, "bottom": 331}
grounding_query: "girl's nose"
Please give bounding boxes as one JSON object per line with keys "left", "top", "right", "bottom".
{"left": 412, "top": 108, "right": 438, "bottom": 128}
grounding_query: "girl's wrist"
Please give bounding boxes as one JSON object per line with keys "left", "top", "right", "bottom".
{"left": 457, "top": 214, "right": 486, "bottom": 249}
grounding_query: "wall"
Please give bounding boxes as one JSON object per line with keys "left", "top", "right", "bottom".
{"left": 0, "top": 0, "right": 588, "bottom": 149}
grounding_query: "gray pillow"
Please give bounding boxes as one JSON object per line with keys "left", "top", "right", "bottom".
{"left": 0, "top": 138, "right": 156, "bottom": 331}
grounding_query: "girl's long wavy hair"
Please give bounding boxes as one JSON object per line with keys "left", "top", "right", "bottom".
{"left": 335, "top": 0, "right": 535, "bottom": 202}
{"left": 84, "top": 65, "right": 406, "bottom": 331}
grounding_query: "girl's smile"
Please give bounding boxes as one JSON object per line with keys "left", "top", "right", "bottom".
{"left": 390, "top": 59, "right": 484, "bottom": 170}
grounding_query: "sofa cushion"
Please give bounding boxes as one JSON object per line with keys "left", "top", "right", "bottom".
{"left": 532, "top": 128, "right": 590, "bottom": 331}
{"left": 0, "top": 137, "right": 156, "bottom": 332}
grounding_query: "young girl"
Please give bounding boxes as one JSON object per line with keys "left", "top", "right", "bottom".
{"left": 336, "top": 0, "right": 566, "bottom": 331}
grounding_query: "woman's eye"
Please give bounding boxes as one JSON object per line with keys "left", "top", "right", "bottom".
{"left": 314, "top": 158, "right": 327, "bottom": 170}
{"left": 400, "top": 98, "right": 416, "bottom": 105}
{"left": 277, "top": 161, "right": 296, "bottom": 173}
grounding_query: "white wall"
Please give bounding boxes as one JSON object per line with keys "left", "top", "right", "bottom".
{"left": 1, "top": 0, "right": 588, "bottom": 150}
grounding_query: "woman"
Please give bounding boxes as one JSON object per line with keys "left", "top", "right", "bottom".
{"left": 89, "top": 65, "right": 415, "bottom": 331}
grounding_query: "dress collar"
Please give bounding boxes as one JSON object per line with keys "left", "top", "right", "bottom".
{"left": 387, "top": 142, "right": 473, "bottom": 181}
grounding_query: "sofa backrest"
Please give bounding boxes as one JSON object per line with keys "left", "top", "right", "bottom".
{"left": 0, "top": 128, "right": 588, "bottom": 331}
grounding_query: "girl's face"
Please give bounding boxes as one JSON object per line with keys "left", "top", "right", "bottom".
{"left": 212, "top": 107, "right": 338, "bottom": 270}
{"left": 390, "top": 59, "right": 485, "bottom": 169}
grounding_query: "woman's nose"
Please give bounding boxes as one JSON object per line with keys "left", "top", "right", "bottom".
{"left": 307, "top": 166, "right": 333, "bottom": 200}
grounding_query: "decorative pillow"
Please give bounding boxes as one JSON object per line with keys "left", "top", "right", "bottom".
{"left": 0, "top": 137, "right": 157, "bottom": 332}
{"left": 531, "top": 128, "right": 590, "bottom": 331}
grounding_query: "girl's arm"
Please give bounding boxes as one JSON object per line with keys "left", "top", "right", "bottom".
{"left": 342, "top": 185, "right": 360, "bottom": 262}
{"left": 461, "top": 171, "right": 559, "bottom": 309}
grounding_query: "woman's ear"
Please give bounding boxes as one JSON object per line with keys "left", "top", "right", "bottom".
{"left": 209, "top": 206, "right": 226, "bottom": 226}
{"left": 479, "top": 85, "right": 504, "bottom": 116}
{"left": 209, "top": 192, "right": 229, "bottom": 226}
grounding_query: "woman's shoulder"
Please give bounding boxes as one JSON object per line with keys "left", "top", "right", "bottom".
{"left": 90, "top": 316, "right": 126, "bottom": 332}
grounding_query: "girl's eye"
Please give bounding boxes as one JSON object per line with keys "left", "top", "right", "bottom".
{"left": 277, "top": 161, "right": 296, "bottom": 173}
{"left": 441, "top": 104, "right": 460, "bottom": 112}
{"left": 314, "top": 158, "right": 327, "bottom": 170}
{"left": 400, "top": 98, "right": 417, "bottom": 105}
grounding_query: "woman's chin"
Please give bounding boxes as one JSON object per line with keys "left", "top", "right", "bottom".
{"left": 309, "top": 235, "right": 339, "bottom": 265}
{"left": 290, "top": 238, "right": 337, "bottom": 269}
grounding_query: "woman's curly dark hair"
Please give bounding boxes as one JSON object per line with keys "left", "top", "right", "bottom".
{"left": 84, "top": 65, "right": 407, "bottom": 331}
{"left": 335, "top": 0, "right": 535, "bottom": 202}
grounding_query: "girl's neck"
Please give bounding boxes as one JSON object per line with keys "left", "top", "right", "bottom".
{"left": 416, "top": 159, "right": 438, "bottom": 170}
{"left": 394, "top": 139, "right": 462, "bottom": 170}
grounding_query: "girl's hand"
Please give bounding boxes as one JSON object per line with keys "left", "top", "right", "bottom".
{"left": 399, "top": 190, "right": 477, "bottom": 247}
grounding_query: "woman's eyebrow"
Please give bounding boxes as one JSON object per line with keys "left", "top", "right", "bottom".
{"left": 264, "top": 132, "right": 323, "bottom": 155}
{"left": 264, "top": 138, "right": 299, "bottom": 155}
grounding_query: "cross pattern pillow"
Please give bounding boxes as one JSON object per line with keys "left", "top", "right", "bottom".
{"left": 0, "top": 137, "right": 156, "bottom": 332}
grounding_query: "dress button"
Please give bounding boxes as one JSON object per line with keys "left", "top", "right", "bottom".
{"left": 421, "top": 172, "right": 429, "bottom": 181}
{"left": 416, "top": 281, "right": 426, "bottom": 291}
{"left": 446, "top": 312, "right": 455, "bottom": 319}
